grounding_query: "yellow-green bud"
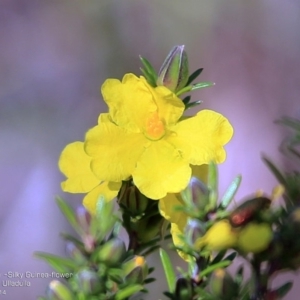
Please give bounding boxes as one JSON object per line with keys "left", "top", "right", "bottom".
{"left": 237, "top": 222, "right": 273, "bottom": 253}
{"left": 209, "top": 269, "right": 238, "bottom": 299}
{"left": 46, "top": 280, "right": 74, "bottom": 300}
{"left": 123, "top": 256, "right": 148, "bottom": 284}
{"left": 98, "top": 238, "right": 126, "bottom": 266}
{"left": 157, "top": 45, "right": 189, "bottom": 92}
{"left": 76, "top": 269, "right": 104, "bottom": 295}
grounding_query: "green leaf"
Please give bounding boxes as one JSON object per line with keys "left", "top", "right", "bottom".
{"left": 186, "top": 68, "right": 203, "bottom": 86}
{"left": 274, "top": 281, "right": 293, "bottom": 298}
{"left": 224, "top": 252, "right": 237, "bottom": 262}
{"left": 139, "top": 56, "right": 157, "bottom": 79}
{"left": 276, "top": 116, "right": 300, "bottom": 131}
{"left": 55, "top": 197, "right": 80, "bottom": 233}
{"left": 140, "top": 67, "right": 157, "bottom": 87}
{"left": 34, "top": 252, "right": 77, "bottom": 273}
{"left": 207, "top": 161, "right": 218, "bottom": 209}
{"left": 115, "top": 284, "right": 143, "bottom": 300}
{"left": 191, "top": 81, "right": 215, "bottom": 91}
{"left": 199, "top": 260, "right": 231, "bottom": 277}
{"left": 262, "top": 156, "right": 287, "bottom": 185}
{"left": 159, "top": 248, "right": 176, "bottom": 292}
{"left": 211, "top": 250, "right": 226, "bottom": 264}
{"left": 185, "top": 100, "right": 203, "bottom": 110}
{"left": 220, "top": 175, "right": 242, "bottom": 209}
{"left": 182, "top": 95, "right": 191, "bottom": 104}
{"left": 176, "top": 81, "right": 214, "bottom": 96}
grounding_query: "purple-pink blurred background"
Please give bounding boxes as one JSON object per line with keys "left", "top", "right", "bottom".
{"left": 1, "top": 1, "right": 300, "bottom": 299}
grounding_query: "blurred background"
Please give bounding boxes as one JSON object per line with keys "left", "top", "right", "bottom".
{"left": 1, "top": 0, "right": 300, "bottom": 298}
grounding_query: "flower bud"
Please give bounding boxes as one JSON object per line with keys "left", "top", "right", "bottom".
{"left": 181, "top": 176, "right": 209, "bottom": 211}
{"left": 237, "top": 222, "right": 273, "bottom": 253}
{"left": 229, "top": 197, "right": 271, "bottom": 227}
{"left": 208, "top": 269, "right": 238, "bottom": 299}
{"left": 46, "top": 280, "right": 74, "bottom": 300}
{"left": 134, "top": 214, "right": 164, "bottom": 243}
{"left": 174, "top": 277, "right": 194, "bottom": 300}
{"left": 157, "top": 45, "right": 189, "bottom": 92}
{"left": 98, "top": 238, "right": 126, "bottom": 266}
{"left": 66, "top": 242, "right": 87, "bottom": 265}
{"left": 118, "top": 182, "right": 149, "bottom": 217}
{"left": 184, "top": 219, "right": 205, "bottom": 245}
{"left": 76, "top": 269, "right": 104, "bottom": 295}
{"left": 76, "top": 206, "right": 91, "bottom": 234}
{"left": 123, "top": 256, "right": 148, "bottom": 284}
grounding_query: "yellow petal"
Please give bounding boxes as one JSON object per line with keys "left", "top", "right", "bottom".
{"left": 191, "top": 164, "right": 209, "bottom": 183}
{"left": 83, "top": 181, "right": 121, "bottom": 214}
{"left": 133, "top": 140, "right": 191, "bottom": 199}
{"left": 58, "top": 141, "right": 100, "bottom": 193}
{"left": 171, "top": 223, "right": 190, "bottom": 261}
{"left": 101, "top": 74, "right": 156, "bottom": 132}
{"left": 85, "top": 114, "right": 149, "bottom": 182}
{"left": 168, "top": 110, "right": 233, "bottom": 165}
{"left": 159, "top": 194, "right": 188, "bottom": 230}
{"left": 149, "top": 83, "right": 185, "bottom": 126}
{"left": 237, "top": 223, "right": 272, "bottom": 253}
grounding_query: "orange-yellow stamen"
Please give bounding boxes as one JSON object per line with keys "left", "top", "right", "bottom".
{"left": 145, "top": 112, "right": 165, "bottom": 140}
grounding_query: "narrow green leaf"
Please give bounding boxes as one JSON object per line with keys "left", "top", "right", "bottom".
{"left": 186, "top": 68, "right": 203, "bottom": 86}
{"left": 182, "top": 95, "right": 191, "bottom": 104}
{"left": 144, "top": 277, "right": 156, "bottom": 284}
{"left": 207, "top": 162, "right": 218, "bottom": 208}
{"left": 159, "top": 248, "right": 176, "bottom": 292}
{"left": 199, "top": 260, "right": 231, "bottom": 277}
{"left": 191, "top": 81, "right": 215, "bottom": 91}
{"left": 140, "top": 67, "right": 156, "bottom": 87}
{"left": 185, "top": 100, "right": 203, "bottom": 110}
{"left": 262, "top": 156, "right": 287, "bottom": 185}
{"left": 34, "top": 252, "right": 77, "bottom": 273}
{"left": 275, "top": 281, "right": 293, "bottom": 297}
{"left": 211, "top": 250, "right": 226, "bottom": 264}
{"left": 115, "top": 284, "right": 143, "bottom": 300}
{"left": 55, "top": 197, "right": 80, "bottom": 233}
{"left": 220, "top": 175, "right": 242, "bottom": 209}
{"left": 224, "top": 251, "right": 237, "bottom": 262}
{"left": 276, "top": 117, "right": 300, "bottom": 131}
{"left": 139, "top": 56, "right": 158, "bottom": 79}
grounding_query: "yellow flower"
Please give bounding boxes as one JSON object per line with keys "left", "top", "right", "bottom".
{"left": 84, "top": 74, "right": 233, "bottom": 200}
{"left": 59, "top": 74, "right": 233, "bottom": 213}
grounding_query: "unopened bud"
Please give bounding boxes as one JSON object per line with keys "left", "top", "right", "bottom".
{"left": 76, "top": 206, "right": 91, "bottom": 234}
{"left": 237, "top": 222, "right": 273, "bottom": 253}
{"left": 209, "top": 269, "right": 238, "bottom": 299}
{"left": 185, "top": 219, "right": 205, "bottom": 245}
{"left": 46, "top": 280, "right": 73, "bottom": 300}
{"left": 181, "top": 177, "right": 209, "bottom": 211}
{"left": 123, "top": 256, "right": 148, "bottom": 284}
{"left": 66, "top": 242, "right": 87, "bottom": 265}
{"left": 98, "top": 238, "right": 126, "bottom": 266}
{"left": 174, "top": 277, "right": 194, "bottom": 300}
{"left": 118, "top": 182, "right": 149, "bottom": 216}
{"left": 76, "top": 269, "right": 104, "bottom": 295}
{"left": 157, "top": 45, "right": 189, "bottom": 92}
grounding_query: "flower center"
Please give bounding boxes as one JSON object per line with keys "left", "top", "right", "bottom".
{"left": 144, "top": 112, "right": 165, "bottom": 140}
